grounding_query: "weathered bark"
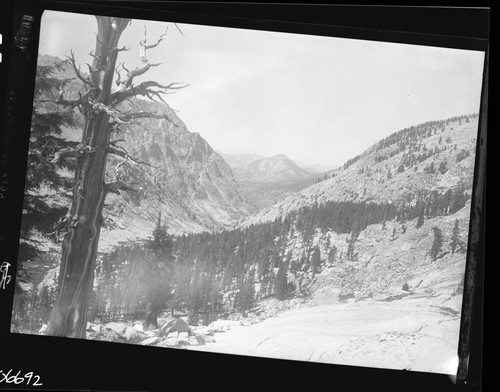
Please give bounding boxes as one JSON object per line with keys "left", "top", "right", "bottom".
{"left": 46, "top": 17, "right": 130, "bottom": 338}
{"left": 143, "top": 302, "right": 159, "bottom": 331}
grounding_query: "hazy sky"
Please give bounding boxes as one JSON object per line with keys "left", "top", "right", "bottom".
{"left": 38, "top": 11, "right": 485, "bottom": 166}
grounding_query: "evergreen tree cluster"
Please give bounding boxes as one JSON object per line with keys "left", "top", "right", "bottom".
{"left": 11, "top": 275, "right": 58, "bottom": 333}
{"left": 294, "top": 200, "right": 397, "bottom": 235}
{"left": 396, "top": 186, "right": 470, "bottom": 224}
{"left": 342, "top": 154, "right": 362, "bottom": 170}
{"left": 12, "top": 61, "right": 79, "bottom": 331}
{"left": 86, "top": 186, "right": 471, "bottom": 324}
{"left": 342, "top": 113, "right": 476, "bottom": 171}
{"left": 375, "top": 114, "right": 477, "bottom": 153}
{"left": 18, "top": 62, "right": 78, "bottom": 263}
{"left": 90, "top": 217, "right": 175, "bottom": 322}
{"left": 429, "top": 219, "right": 467, "bottom": 262}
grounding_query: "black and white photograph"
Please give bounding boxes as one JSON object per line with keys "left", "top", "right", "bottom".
{"left": 7, "top": 7, "right": 485, "bottom": 379}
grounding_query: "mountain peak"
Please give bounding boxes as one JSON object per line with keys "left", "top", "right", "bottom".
{"left": 271, "top": 153, "right": 289, "bottom": 160}
{"left": 229, "top": 153, "right": 313, "bottom": 183}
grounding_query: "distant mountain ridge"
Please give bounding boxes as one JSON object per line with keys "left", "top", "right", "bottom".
{"left": 218, "top": 152, "right": 264, "bottom": 170}
{"left": 220, "top": 152, "right": 336, "bottom": 183}
{"left": 233, "top": 154, "right": 313, "bottom": 183}
{"left": 219, "top": 152, "right": 323, "bottom": 209}
{"left": 243, "top": 114, "right": 478, "bottom": 226}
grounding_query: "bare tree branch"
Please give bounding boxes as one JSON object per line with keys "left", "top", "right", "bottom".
{"left": 65, "top": 50, "right": 94, "bottom": 87}
{"left": 113, "top": 25, "right": 178, "bottom": 104}
{"left": 104, "top": 181, "right": 141, "bottom": 195}
{"left": 121, "top": 63, "right": 130, "bottom": 75}
{"left": 140, "top": 26, "right": 168, "bottom": 61}
{"left": 110, "top": 138, "right": 126, "bottom": 146}
{"left": 29, "top": 151, "right": 54, "bottom": 169}
{"left": 116, "top": 109, "right": 182, "bottom": 127}
{"left": 89, "top": 49, "right": 105, "bottom": 68}
{"left": 39, "top": 88, "right": 96, "bottom": 108}
{"left": 90, "top": 101, "right": 132, "bottom": 124}
{"left": 107, "top": 146, "right": 157, "bottom": 168}
{"left": 51, "top": 142, "right": 95, "bottom": 164}
{"left": 112, "top": 80, "right": 189, "bottom": 106}
{"left": 114, "top": 45, "right": 130, "bottom": 53}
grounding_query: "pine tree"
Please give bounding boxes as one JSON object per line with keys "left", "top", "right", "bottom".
{"left": 346, "top": 231, "right": 359, "bottom": 261}
{"left": 310, "top": 245, "right": 321, "bottom": 276}
{"left": 438, "top": 160, "right": 448, "bottom": 174}
{"left": 450, "top": 219, "right": 465, "bottom": 254}
{"left": 274, "top": 261, "right": 289, "bottom": 300}
{"left": 236, "top": 270, "right": 255, "bottom": 313}
{"left": 327, "top": 245, "right": 337, "bottom": 266}
{"left": 148, "top": 212, "right": 173, "bottom": 260}
{"left": 416, "top": 206, "right": 425, "bottom": 228}
{"left": 430, "top": 226, "right": 443, "bottom": 261}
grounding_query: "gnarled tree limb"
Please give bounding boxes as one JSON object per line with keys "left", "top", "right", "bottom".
{"left": 104, "top": 181, "right": 140, "bottom": 195}
{"left": 39, "top": 88, "right": 96, "bottom": 108}
{"left": 51, "top": 142, "right": 95, "bottom": 164}
{"left": 66, "top": 50, "right": 94, "bottom": 87}
{"left": 107, "top": 146, "right": 156, "bottom": 168}
{"left": 140, "top": 26, "right": 168, "bottom": 62}
{"left": 112, "top": 25, "right": 188, "bottom": 106}
{"left": 112, "top": 80, "right": 189, "bottom": 106}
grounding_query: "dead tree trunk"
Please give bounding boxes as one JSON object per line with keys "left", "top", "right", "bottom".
{"left": 46, "top": 17, "right": 130, "bottom": 338}
{"left": 46, "top": 17, "right": 186, "bottom": 338}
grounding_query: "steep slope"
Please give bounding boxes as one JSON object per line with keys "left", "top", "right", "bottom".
{"left": 103, "top": 99, "right": 254, "bottom": 239}
{"left": 243, "top": 115, "right": 478, "bottom": 226}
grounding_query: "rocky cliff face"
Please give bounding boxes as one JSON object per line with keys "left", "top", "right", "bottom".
{"left": 104, "top": 98, "right": 255, "bottom": 239}
{"left": 36, "top": 55, "right": 254, "bottom": 249}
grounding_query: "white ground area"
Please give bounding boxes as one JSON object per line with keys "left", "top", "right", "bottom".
{"left": 188, "top": 294, "right": 461, "bottom": 375}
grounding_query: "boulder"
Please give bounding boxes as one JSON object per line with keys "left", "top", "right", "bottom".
{"left": 160, "top": 317, "right": 190, "bottom": 336}
{"left": 103, "top": 329, "right": 120, "bottom": 342}
{"left": 105, "top": 321, "right": 128, "bottom": 335}
{"left": 191, "top": 326, "right": 213, "bottom": 336}
{"left": 177, "top": 332, "right": 190, "bottom": 346}
{"left": 144, "top": 330, "right": 159, "bottom": 338}
{"left": 123, "top": 326, "right": 138, "bottom": 341}
{"left": 140, "top": 336, "right": 160, "bottom": 346}
{"left": 178, "top": 331, "right": 189, "bottom": 339}
{"left": 165, "top": 335, "right": 178, "bottom": 346}
{"left": 90, "top": 324, "right": 103, "bottom": 334}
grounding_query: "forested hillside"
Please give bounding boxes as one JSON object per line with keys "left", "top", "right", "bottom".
{"left": 245, "top": 114, "right": 478, "bottom": 226}
{"left": 82, "top": 181, "right": 470, "bottom": 325}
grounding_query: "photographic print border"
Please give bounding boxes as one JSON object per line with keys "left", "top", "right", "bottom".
{"left": 0, "top": 2, "right": 488, "bottom": 391}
